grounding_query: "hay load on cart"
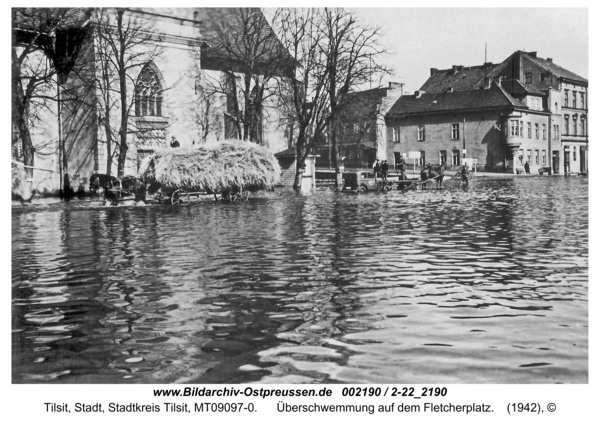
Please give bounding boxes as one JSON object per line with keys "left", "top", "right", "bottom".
{"left": 138, "top": 140, "right": 281, "bottom": 203}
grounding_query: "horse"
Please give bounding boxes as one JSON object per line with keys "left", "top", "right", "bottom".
{"left": 420, "top": 163, "right": 446, "bottom": 189}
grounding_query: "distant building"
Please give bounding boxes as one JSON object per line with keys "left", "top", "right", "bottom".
{"left": 404, "top": 51, "right": 588, "bottom": 174}
{"left": 385, "top": 80, "right": 544, "bottom": 174}
{"left": 315, "top": 82, "right": 403, "bottom": 169}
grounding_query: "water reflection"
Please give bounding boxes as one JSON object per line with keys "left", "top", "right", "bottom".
{"left": 12, "top": 177, "right": 588, "bottom": 383}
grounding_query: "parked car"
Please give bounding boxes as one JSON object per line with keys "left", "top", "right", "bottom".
{"left": 342, "top": 171, "right": 393, "bottom": 193}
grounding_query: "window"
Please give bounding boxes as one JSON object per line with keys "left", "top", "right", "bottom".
{"left": 135, "top": 65, "right": 163, "bottom": 117}
{"left": 392, "top": 127, "right": 399, "bottom": 143}
{"left": 542, "top": 150, "right": 547, "bottom": 166}
{"left": 417, "top": 125, "right": 425, "bottom": 141}
{"left": 581, "top": 119, "right": 585, "bottom": 136}
{"left": 580, "top": 92, "right": 585, "bottom": 109}
{"left": 518, "top": 149, "right": 524, "bottom": 165}
{"left": 525, "top": 72, "right": 532, "bottom": 84}
{"left": 520, "top": 121, "right": 524, "bottom": 137}
{"left": 510, "top": 120, "right": 518, "bottom": 137}
{"left": 573, "top": 92, "right": 577, "bottom": 109}
{"left": 527, "top": 122, "right": 531, "bottom": 138}
{"left": 439, "top": 150, "right": 447, "bottom": 165}
{"left": 564, "top": 116, "right": 569, "bottom": 135}
{"left": 535, "top": 123, "right": 539, "bottom": 139}
{"left": 555, "top": 102, "right": 558, "bottom": 113}
{"left": 540, "top": 73, "right": 547, "bottom": 82}
{"left": 452, "top": 150, "right": 459, "bottom": 166}
{"left": 526, "top": 149, "right": 531, "bottom": 164}
{"left": 419, "top": 151, "right": 426, "bottom": 167}
{"left": 573, "top": 118, "right": 577, "bottom": 135}
{"left": 535, "top": 150, "right": 539, "bottom": 165}
{"left": 573, "top": 146, "right": 577, "bottom": 162}
{"left": 542, "top": 124, "right": 546, "bottom": 140}
{"left": 451, "top": 123, "right": 460, "bottom": 140}
{"left": 564, "top": 90, "right": 569, "bottom": 108}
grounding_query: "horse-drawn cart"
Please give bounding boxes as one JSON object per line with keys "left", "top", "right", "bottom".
{"left": 138, "top": 140, "right": 280, "bottom": 204}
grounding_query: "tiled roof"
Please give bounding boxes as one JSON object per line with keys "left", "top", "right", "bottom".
{"left": 421, "top": 51, "right": 587, "bottom": 94}
{"left": 526, "top": 54, "right": 587, "bottom": 84}
{"left": 387, "top": 82, "right": 526, "bottom": 118}
{"left": 419, "top": 64, "right": 499, "bottom": 93}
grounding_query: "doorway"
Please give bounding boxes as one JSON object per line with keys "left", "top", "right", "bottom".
{"left": 552, "top": 151, "right": 560, "bottom": 175}
{"left": 563, "top": 150, "right": 571, "bottom": 174}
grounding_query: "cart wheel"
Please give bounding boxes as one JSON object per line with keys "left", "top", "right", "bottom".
{"left": 468, "top": 171, "right": 473, "bottom": 179}
{"left": 383, "top": 184, "right": 391, "bottom": 192}
{"left": 453, "top": 172, "right": 462, "bottom": 181}
{"left": 171, "top": 189, "right": 190, "bottom": 205}
{"left": 357, "top": 185, "right": 367, "bottom": 193}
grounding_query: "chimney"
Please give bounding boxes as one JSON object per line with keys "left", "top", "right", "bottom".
{"left": 389, "top": 82, "right": 403, "bottom": 89}
{"left": 446, "top": 87, "right": 454, "bottom": 93}
{"left": 415, "top": 90, "right": 425, "bottom": 99}
{"left": 452, "top": 65, "right": 459, "bottom": 74}
{"left": 483, "top": 62, "right": 493, "bottom": 68}
{"left": 527, "top": 51, "right": 537, "bottom": 58}
{"left": 547, "top": 58, "right": 553, "bottom": 63}
{"left": 430, "top": 68, "right": 438, "bottom": 77}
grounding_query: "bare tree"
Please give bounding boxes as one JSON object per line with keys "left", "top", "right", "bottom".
{"left": 322, "top": 8, "right": 389, "bottom": 188}
{"left": 11, "top": 8, "right": 88, "bottom": 199}
{"left": 274, "top": 7, "right": 389, "bottom": 190}
{"left": 275, "top": 8, "right": 330, "bottom": 190}
{"left": 202, "top": 8, "right": 292, "bottom": 144}
{"left": 94, "top": 8, "right": 163, "bottom": 177}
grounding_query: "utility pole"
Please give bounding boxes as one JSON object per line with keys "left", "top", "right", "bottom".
{"left": 462, "top": 117, "right": 466, "bottom": 165}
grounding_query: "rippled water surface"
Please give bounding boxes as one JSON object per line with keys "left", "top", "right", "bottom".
{"left": 12, "top": 177, "right": 588, "bottom": 383}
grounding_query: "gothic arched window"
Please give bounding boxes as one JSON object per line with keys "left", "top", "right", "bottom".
{"left": 135, "top": 65, "right": 163, "bottom": 117}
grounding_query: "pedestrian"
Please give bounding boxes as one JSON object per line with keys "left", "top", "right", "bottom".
{"left": 373, "top": 159, "right": 380, "bottom": 181}
{"left": 460, "top": 163, "right": 470, "bottom": 186}
{"left": 397, "top": 155, "right": 406, "bottom": 180}
{"left": 524, "top": 161, "right": 530, "bottom": 175}
{"left": 381, "top": 160, "right": 389, "bottom": 182}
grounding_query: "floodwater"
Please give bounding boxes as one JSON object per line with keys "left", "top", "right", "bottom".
{"left": 12, "top": 176, "right": 588, "bottom": 384}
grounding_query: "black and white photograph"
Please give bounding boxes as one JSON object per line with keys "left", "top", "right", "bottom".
{"left": 8, "top": 2, "right": 594, "bottom": 420}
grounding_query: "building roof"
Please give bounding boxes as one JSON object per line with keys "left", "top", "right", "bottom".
{"left": 419, "top": 64, "right": 499, "bottom": 93}
{"left": 500, "top": 79, "right": 545, "bottom": 97}
{"left": 194, "top": 8, "right": 294, "bottom": 75}
{"left": 340, "top": 85, "right": 403, "bottom": 121}
{"left": 522, "top": 52, "right": 587, "bottom": 85}
{"left": 387, "top": 82, "right": 526, "bottom": 118}
{"left": 421, "top": 51, "right": 587, "bottom": 94}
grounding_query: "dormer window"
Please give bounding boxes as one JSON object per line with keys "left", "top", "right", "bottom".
{"left": 525, "top": 72, "right": 532, "bottom": 84}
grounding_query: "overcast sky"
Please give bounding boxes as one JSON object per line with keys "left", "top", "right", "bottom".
{"left": 350, "top": 8, "right": 589, "bottom": 93}
{"left": 265, "top": 7, "right": 588, "bottom": 94}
